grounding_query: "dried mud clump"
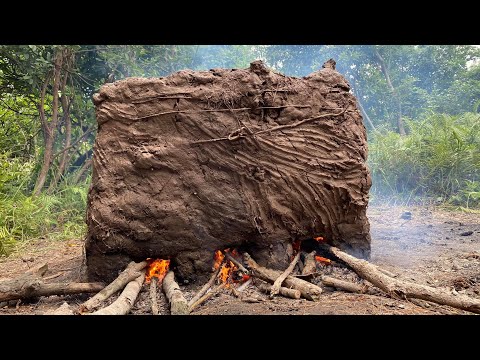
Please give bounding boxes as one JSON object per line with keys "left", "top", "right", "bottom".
{"left": 85, "top": 60, "right": 371, "bottom": 283}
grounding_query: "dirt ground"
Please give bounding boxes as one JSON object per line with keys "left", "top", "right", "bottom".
{"left": 0, "top": 205, "right": 479, "bottom": 315}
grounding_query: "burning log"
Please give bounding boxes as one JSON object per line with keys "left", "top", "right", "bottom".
{"left": 80, "top": 260, "right": 147, "bottom": 312}
{"left": 149, "top": 278, "right": 160, "bottom": 315}
{"left": 302, "top": 251, "right": 317, "bottom": 276}
{"left": 0, "top": 263, "right": 104, "bottom": 302}
{"left": 189, "top": 283, "right": 225, "bottom": 312}
{"left": 270, "top": 252, "right": 301, "bottom": 298}
{"left": 91, "top": 273, "right": 145, "bottom": 315}
{"left": 321, "top": 276, "right": 376, "bottom": 295}
{"left": 327, "top": 245, "right": 480, "bottom": 314}
{"left": 244, "top": 253, "right": 322, "bottom": 301}
{"left": 224, "top": 252, "right": 248, "bottom": 274}
{"left": 257, "top": 282, "right": 301, "bottom": 299}
{"left": 162, "top": 271, "right": 189, "bottom": 315}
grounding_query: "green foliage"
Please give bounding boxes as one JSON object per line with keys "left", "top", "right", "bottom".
{"left": 369, "top": 112, "right": 480, "bottom": 207}
{"left": 0, "top": 155, "right": 88, "bottom": 256}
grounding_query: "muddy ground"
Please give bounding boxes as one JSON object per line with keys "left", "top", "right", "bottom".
{"left": 0, "top": 205, "right": 479, "bottom": 315}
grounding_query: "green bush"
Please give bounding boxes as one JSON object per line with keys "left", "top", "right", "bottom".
{"left": 369, "top": 112, "right": 480, "bottom": 207}
{"left": 0, "top": 157, "right": 88, "bottom": 256}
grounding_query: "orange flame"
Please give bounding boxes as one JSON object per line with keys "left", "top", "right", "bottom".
{"left": 315, "top": 256, "right": 331, "bottom": 265}
{"left": 145, "top": 259, "right": 170, "bottom": 283}
{"left": 213, "top": 249, "right": 239, "bottom": 288}
{"left": 314, "top": 236, "right": 325, "bottom": 242}
{"left": 213, "top": 250, "right": 225, "bottom": 270}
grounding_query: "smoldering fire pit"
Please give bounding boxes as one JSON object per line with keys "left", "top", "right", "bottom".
{"left": 85, "top": 59, "right": 372, "bottom": 283}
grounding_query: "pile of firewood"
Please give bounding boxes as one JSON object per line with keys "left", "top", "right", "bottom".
{"left": 1, "top": 244, "right": 479, "bottom": 315}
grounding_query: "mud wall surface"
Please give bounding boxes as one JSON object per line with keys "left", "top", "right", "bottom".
{"left": 85, "top": 60, "right": 371, "bottom": 282}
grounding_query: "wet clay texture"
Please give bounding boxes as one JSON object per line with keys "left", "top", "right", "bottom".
{"left": 85, "top": 60, "right": 371, "bottom": 282}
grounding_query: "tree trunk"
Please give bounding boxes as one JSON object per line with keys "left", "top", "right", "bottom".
{"left": 328, "top": 245, "right": 480, "bottom": 314}
{"left": 47, "top": 93, "right": 71, "bottom": 193}
{"left": 357, "top": 99, "right": 377, "bottom": 132}
{"left": 33, "top": 48, "right": 65, "bottom": 195}
{"left": 73, "top": 158, "right": 92, "bottom": 184}
{"left": 244, "top": 253, "right": 322, "bottom": 301}
{"left": 374, "top": 47, "right": 406, "bottom": 136}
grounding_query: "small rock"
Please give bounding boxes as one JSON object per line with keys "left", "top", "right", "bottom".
{"left": 397, "top": 304, "right": 405, "bottom": 309}
{"left": 400, "top": 211, "right": 412, "bottom": 220}
{"left": 460, "top": 231, "right": 473, "bottom": 236}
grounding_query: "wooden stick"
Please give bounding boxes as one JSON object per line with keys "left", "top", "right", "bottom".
{"left": 150, "top": 278, "right": 159, "bottom": 315}
{"left": 80, "top": 260, "right": 147, "bottom": 312}
{"left": 243, "top": 253, "right": 322, "bottom": 301}
{"left": 224, "top": 252, "right": 248, "bottom": 273}
{"left": 327, "top": 245, "right": 480, "bottom": 314}
{"left": 230, "top": 287, "right": 262, "bottom": 303}
{"left": 257, "top": 282, "right": 301, "bottom": 299}
{"left": 187, "top": 265, "right": 223, "bottom": 308}
{"left": 302, "top": 251, "right": 317, "bottom": 275}
{"left": 270, "top": 252, "right": 301, "bottom": 298}
{"left": 237, "top": 278, "right": 252, "bottom": 292}
{"left": 321, "top": 276, "right": 377, "bottom": 295}
{"left": 189, "top": 283, "right": 226, "bottom": 312}
{"left": 375, "top": 266, "right": 397, "bottom": 278}
{"left": 163, "top": 271, "right": 189, "bottom": 315}
{"left": 90, "top": 274, "right": 145, "bottom": 315}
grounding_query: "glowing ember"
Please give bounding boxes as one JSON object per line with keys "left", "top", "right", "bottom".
{"left": 314, "top": 236, "right": 325, "bottom": 242}
{"left": 315, "top": 256, "right": 332, "bottom": 265}
{"left": 241, "top": 274, "right": 251, "bottom": 282}
{"left": 292, "top": 239, "right": 302, "bottom": 255}
{"left": 145, "top": 259, "right": 170, "bottom": 283}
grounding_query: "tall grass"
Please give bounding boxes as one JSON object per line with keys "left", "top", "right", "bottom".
{"left": 369, "top": 112, "right": 480, "bottom": 207}
{"left": 0, "top": 155, "right": 88, "bottom": 256}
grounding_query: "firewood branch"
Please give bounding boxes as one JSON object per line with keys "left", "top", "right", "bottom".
{"left": 0, "top": 263, "right": 103, "bottom": 302}
{"left": 90, "top": 273, "right": 145, "bottom": 315}
{"left": 270, "top": 252, "right": 301, "bottom": 298}
{"left": 188, "top": 265, "right": 223, "bottom": 308}
{"left": 224, "top": 252, "right": 248, "bottom": 273}
{"left": 321, "top": 276, "right": 377, "bottom": 295}
{"left": 257, "top": 282, "right": 301, "bottom": 299}
{"left": 243, "top": 253, "right": 322, "bottom": 301}
{"left": 189, "top": 283, "right": 226, "bottom": 312}
{"left": 326, "top": 245, "right": 480, "bottom": 314}
{"left": 150, "top": 278, "right": 160, "bottom": 315}
{"left": 80, "top": 260, "right": 148, "bottom": 312}
{"left": 163, "top": 271, "right": 189, "bottom": 315}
